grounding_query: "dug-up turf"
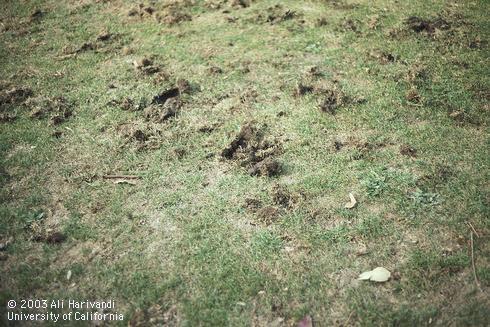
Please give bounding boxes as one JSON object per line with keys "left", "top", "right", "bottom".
{"left": 221, "top": 122, "right": 281, "bottom": 177}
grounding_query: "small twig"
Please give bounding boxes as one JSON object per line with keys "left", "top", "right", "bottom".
{"left": 102, "top": 175, "right": 141, "bottom": 180}
{"left": 470, "top": 231, "right": 482, "bottom": 292}
{"left": 344, "top": 310, "right": 354, "bottom": 326}
{"left": 467, "top": 222, "right": 480, "bottom": 238}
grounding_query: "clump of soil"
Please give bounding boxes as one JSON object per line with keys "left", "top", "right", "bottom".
{"left": 34, "top": 231, "right": 66, "bottom": 244}
{"left": 176, "top": 79, "right": 192, "bottom": 94}
{"left": 400, "top": 144, "right": 417, "bottom": 157}
{"left": 208, "top": 66, "right": 223, "bottom": 75}
{"left": 256, "top": 206, "right": 281, "bottom": 225}
{"left": 406, "top": 88, "right": 421, "bottom": 103}
{"left": 109, "top": 97, "right": 147, "bottom": 111}
{"left": 143, "top": 79, "right": 194, "bottom": 123}
{"left": 60, "top": 31, "right": 120, "bottom": 57}
{"left": 0, "top": 113, "right": 17, "bottom": 122}
{"left": 0, "top": 87, "right": 33, "bottom": 107}
{"left": 319, "top": 89, "right": 345, "bottom": 114}
{"left": 0, "top": 86, "right": 33, "bottom": 122}
{"left": 231, "top": 0, "right": 250, "bottom": 8}
{"left": 253, "top": 5, "right": 297, "bottom": 25}
{"left": 26, "top": 96, "right": 73, "bottom": 125}
{"left": 117, "top": 123, "right": 160, "bottom": 151}
{"left": 293, "top": 83, "right": 314, "bottom": 97}
{"left": 248, "top": 157, "right": 281, "bottom": 177}
{"left": 340, "top": 19, "right": 359, "bottom": 32}
{"left": 369, "top": 50, "right": 398, "bottom": 64}
{"left": 133, "top": 57, "right": 160, "bottom": 75}
{"left": 244, "top": 198, "right": 263, "bottom": 211}
{"left": 144, "top": 98, "right": 181, "bottom": 123}
{"left": 221, "top": 123, "right": 281, "bottom": 177}
{"left": 405, "top": 16, "right": 450, "bottom": 35}
{"left": 157, "top": 8, "right": 192, "bottom": 25}
{"left": 271, "top": 184, "right": 303, "bottom": 209}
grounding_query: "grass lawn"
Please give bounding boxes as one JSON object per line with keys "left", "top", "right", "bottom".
{"left": 1, "top": 0, "right": 489, "bottom": 325}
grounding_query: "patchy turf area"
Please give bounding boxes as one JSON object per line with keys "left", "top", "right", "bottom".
{"left": 1, "top": 0, "right": 489, "bottom": 325}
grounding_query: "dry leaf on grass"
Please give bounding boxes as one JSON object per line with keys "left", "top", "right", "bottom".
{"left": 358, "top": 267, "right": 391, "bottom": 282}
{"left": 344, "top": 192, "right": 357, "bottom": 209}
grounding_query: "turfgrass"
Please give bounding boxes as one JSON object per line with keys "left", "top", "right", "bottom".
{"left": 1, "top": 0, "right": 489, "bottom": 325}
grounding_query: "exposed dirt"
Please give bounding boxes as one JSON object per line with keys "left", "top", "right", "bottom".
{"left": 369, "top": 50, "right": 398, "bottom": 64}
{"left": 252, "top": 5, "right": 297, "bottom": 25}
{"left": 117, "top": 123, "right": 162, "bottom": 151}
{"left": 230, "top": 0, "right": 250, "bottom": 8}
{"left": 59, "top": 32, "right": 122, "bottom": 58}
{"left": 400, "top": 144, "right": 417, "bottom": 157}
{"left": 405, "top": 88, "right": 421, "bottom": 103}
{"left": 244, "top": 197, "right": 263, "bottom": 212}
{"left": 405, "top": 16, "right": 450, "bottom": 35}
{"left": 26, "top": 96, "right": 73, "bottom": 125}
{"left": 271, "top": 184, "right": 303, "bottom": 209}
{"left": 256, "top": 206, "right": 281, "bottom": 225}
{"left": 221, "top": 123, "right": 281, "bottom": 177}
{"left": 0, "top": 87, "right": 33, "bottom": 108}
{"left": 319, "top": 89, "right": 344, "bottom": 114}
{"left": 248, "top": 157, "right": 281, "bottom": 177}
{"left": 293, "top": 83, "right": 314, "bottom": 97}
{"left": 340, "top": 19, "right": 359, "bottom": 33}
{"left": 127, "top": 1, "right": 192, "bottom": 25}
{"left": 34, "top": 230, "right": 66, "bottom": 244}
{"left": 133, "top": 57, "right": 160, "bottom": 75}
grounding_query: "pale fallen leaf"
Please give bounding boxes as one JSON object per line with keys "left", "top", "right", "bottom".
{"left": 66, "top": 270, "right": 72, "bottom": 280}
{"left": 344, "top": 193, "right": 357, "bottom": 209}
{"left": 358, "top": 267, "right": 391, "bottom": 282}
{"left": 370, "top": 267, "right": 391, "bottom": 282}
{"left": 297, "top": 315, "right": 313, "bottom": 327}
{"left": 358, "top": 271, "right": 372, "bottom": 280}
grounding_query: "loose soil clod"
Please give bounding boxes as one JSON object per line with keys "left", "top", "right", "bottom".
{"left": 405, "top": 16, "right": 450, "bottom": 35}
{"left": 293, "top": 83, "right": 314, "bottom": 97}
{"left": 400, "top": 144, "right": 417, "bottom": 157}
{"left": 319, "top": 89, "right": 344, "bottom": 114}
{"left": 222, "top": 123, "right": 281, "bottom": 177}
{"left": 34, "top": 231, "right": 66, "bottom": 244}
{"left": 26, "top": 96, "right": 73, "bottom": 125}
{"left": 256, "top": 206, "right": 281, "bottom": 225}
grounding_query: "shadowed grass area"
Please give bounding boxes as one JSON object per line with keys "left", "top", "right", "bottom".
{"left": 1, "top": 0, "right": 489, "bottom": 325}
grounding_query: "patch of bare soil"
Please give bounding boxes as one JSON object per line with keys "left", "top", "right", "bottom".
{"left": 59, "top": 32, "right": 122, "bottom": 58}
{"left": 252, "top": 5, "right": 298, "bottom": 25}
{"left": 133, "top": 57, "right": 161, "bottom": 75}
{"left": 399, "top": 144, "right": 417, "bottom": 157}
{"left": 271, "top": 184, "right": 303, "bottom": 210}
{"left": 339, "top": 18, "right": 359, "bottom": 33}
{"left": 0, "top": 87, "right": 33, "bottom": 107}
{"left": 108, "top": 97, "right": 146, "bottom": 111}
{"left": 127, "top": 2, "right": 192, "bottom": 25}
{"left": 26, "top": 96, "right": 73, "bottom": 125}
{"left": 369, "top": 50, "right": 398, "bottom": 64}
{"left": 319, "top": 89, "right": 345, "bottom": 115}
{"left": 405, "top": 88, "right": 421, "bottom": 104}
{"left": 29, "top": 219, "right": 67, "bottom": 244}
{"left": 332, "top": 136, "right": 391, "bottom": 160}
{"left": 221, "top": 123, "right": 282, "bottom": 177}
{"left": 117, "top": 123, "right": 162, "bottom": 151}
{"left": 405, "top": 16, "right": 450, "bottom": 36}
{"left": 0, "top": 86, "right": 34, "bottom": 122}
{"left": 256, "top": 206, "right": 281, "bottom": 225}
{"left": 293, "top": 83, "right": 314, "bottom": 97}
